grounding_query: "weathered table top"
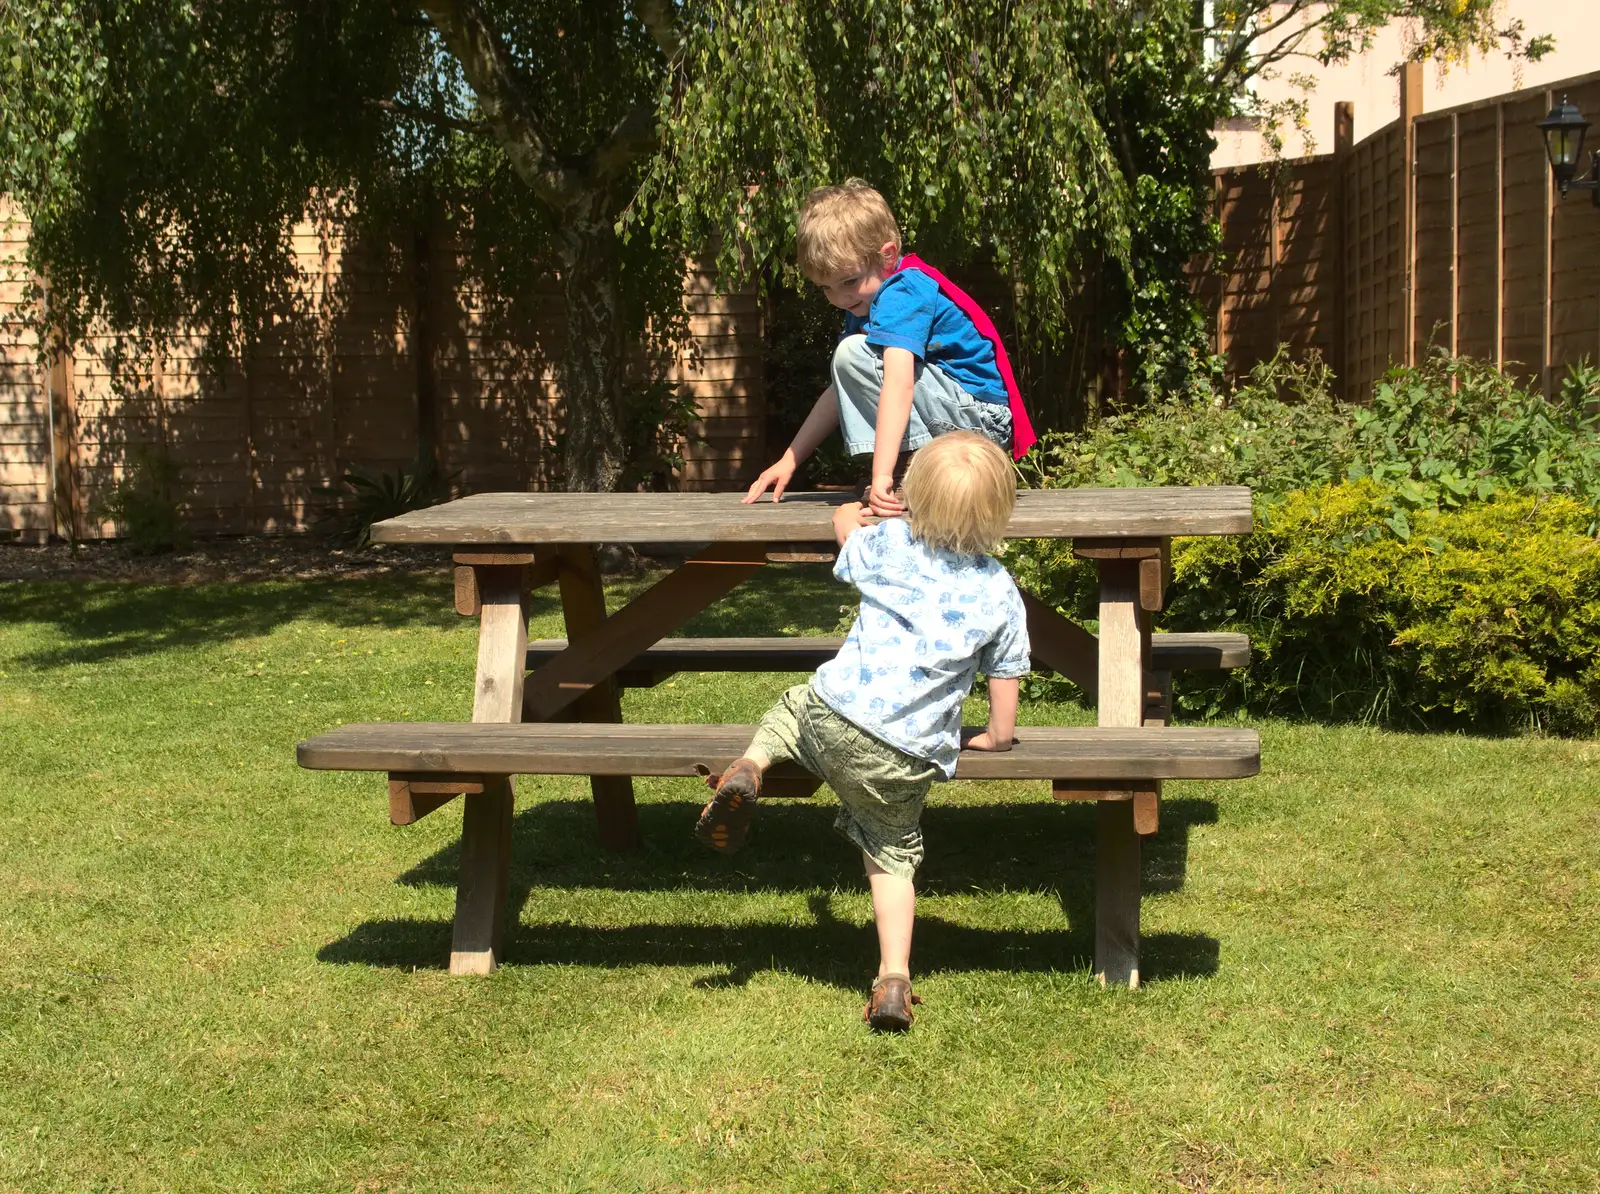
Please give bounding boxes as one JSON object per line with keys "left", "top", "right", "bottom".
{"left": 371, "top": 487, "right": 1254, "bottom": 546}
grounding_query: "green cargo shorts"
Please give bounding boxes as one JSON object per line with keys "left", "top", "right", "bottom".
{"left": 749, "top": 683, "right": 939, "bottom": 880}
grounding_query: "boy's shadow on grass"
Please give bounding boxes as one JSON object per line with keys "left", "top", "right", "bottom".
{"left": 319, "top": 794, "right": 1221, "bottom": 989}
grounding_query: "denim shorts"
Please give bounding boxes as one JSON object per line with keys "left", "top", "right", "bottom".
{"left": 831, "top": 334, "right": 1013, "bottom": 457}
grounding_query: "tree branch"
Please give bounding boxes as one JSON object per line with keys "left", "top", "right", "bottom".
{"left": 415, "top": 0, "right": 581, "bottom": 205}
{"left": 1103, "top": 80, "right": 1140, "bottom": 183}
{"left": 591, "top": 105, "right": 659, "bottom": 181}
{"left": 633, "top": 0, "right": 683, "bottom": 64}
{"left": 366, "top": 96, "right": 489, "bottom": 137}
{"left": 1211, "top": 0, "right": 1319, "bottom": 89}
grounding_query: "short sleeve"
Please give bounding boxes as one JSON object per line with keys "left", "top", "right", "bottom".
{"left": 863, "top": 271, "right": 939, "bottom": 360}
{"left": 833, "top": 519, "right": 889, "bottom": 586}
{"left": 977, "top": 580, "right": 1032, "bottom": 679}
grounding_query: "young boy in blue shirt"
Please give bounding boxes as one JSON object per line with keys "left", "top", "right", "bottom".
{"left": 744, "top": 180, "right": 1029, "bottom": 518}
{"left": 703, "top": 432, "right": 1032, "bottom": 1031}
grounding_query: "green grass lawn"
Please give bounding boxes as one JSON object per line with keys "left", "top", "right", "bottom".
{"left": 1, "top": 566, "right": 1597, "bottom": 1193}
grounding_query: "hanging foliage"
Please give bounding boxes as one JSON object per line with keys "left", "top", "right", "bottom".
{"left": 0, "top": 1, "right": 1553, "bottom": 490}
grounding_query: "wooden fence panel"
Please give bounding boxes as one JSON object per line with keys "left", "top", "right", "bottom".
{"left": 1411, "top": 115, "right": 1456, "bottom": 360}
{"left": 1453, "top": 104, "right": 1503, "bottom": 363}
{"left": 1340, "top": 122, "right": 1406, "bottom": 402}
{"left": 1197, "top": 68, "right": 1600, "bottom": 403}
{"left": 1276, "top": 157, "right": 1341, "bottom": 365}
{"left": 1499, "top": 93, "right": 1554, "bottom": 389}
{"left": 0, "top": 201, "right": 49, "bottom": 540}
{"left": 1212, "top": 166, "right": 1276, "bottom": 372}
{"left": 0, "top": 208, "right": 766, "bottom": 538}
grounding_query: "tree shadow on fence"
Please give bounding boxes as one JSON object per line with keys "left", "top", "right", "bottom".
{"left": 319, "top": 795, "right": 1221, "bottom": 989}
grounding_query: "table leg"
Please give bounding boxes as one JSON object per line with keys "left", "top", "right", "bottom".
{"left": 1094, "top": 558, "right": 1150, "bottom": 989}
{"left": 450, "top": 562, "right": 528, "bottom": 976}
{"left": 555, "top": 546, "right": 641, "bottom": 852}
{"left": 450, "top": 775, "right": 514, "bottom": 974}
{"left": 1134, "top": 668, "right": 1172, "bottom": 837}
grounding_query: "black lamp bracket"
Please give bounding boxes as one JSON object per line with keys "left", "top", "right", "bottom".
{"left": 1556, "top": 150, "right": 1600, "bottom": 207}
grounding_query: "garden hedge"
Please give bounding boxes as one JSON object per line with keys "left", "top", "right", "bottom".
{"left": 1010, "top": 483, "right": 1600, "bottom": 733}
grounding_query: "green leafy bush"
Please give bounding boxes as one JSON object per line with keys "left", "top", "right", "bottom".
{"left": 1018, "top": 347, "right": 1354, "bottom": 494}
{"left": 326, "top": 454, "right": 456, "bottom": 548}
{"left": 1020, "top": 350, "right": 1600, "bottom": 521}
{"left": 95, "top": 445, "right": 188, "bottom": 555}
{"left": 1008, "top": 351, "right": 1600, "bottom": 734}
{"left": 620, "top": 378, "right": 706, "bottom": 492}
{"left": 1349, "top": 354, "right": 1600, "bottom": 525}
{"left": 1171, "top": 484, "right": 1600, "bottom": 732}
{"left": 1009, "top": 482, "right": 1600, "bottom": 734}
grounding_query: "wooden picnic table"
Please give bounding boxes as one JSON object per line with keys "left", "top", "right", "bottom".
{"left": 353, "top": 486, "right": 1254, "bottom": 982}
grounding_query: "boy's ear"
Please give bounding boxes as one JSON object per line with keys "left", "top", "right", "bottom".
{"left": 879, "top": 241, "right": 898, "bottom": 270}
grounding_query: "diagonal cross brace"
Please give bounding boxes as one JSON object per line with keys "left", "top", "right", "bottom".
{"left": 520, "top": 541, "right": 769, "bottom": 723}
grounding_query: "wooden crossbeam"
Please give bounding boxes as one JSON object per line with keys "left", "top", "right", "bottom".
{"left": 520, "top": 542, "right": 768, "bottom": 724}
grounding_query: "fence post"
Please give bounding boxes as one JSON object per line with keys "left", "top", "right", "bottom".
{"left": 1400, "top": 62, "right": 1424, "bottom": 367}
{"left": 1543, "top": 88, "right": 1554, "bottom": 397}
{"left": 1495, "top": 101, "right": 1505, "bottom": 371}
{"left": 1333, "top": 101, "right": 1354, "bottom": 401}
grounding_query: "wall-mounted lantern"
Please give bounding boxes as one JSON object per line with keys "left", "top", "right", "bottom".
{"left": 1539, "top": 95, "right": 1600, "bottom": 207}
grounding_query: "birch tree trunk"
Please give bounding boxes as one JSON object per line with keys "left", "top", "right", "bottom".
{"left": 554, "top": 190, "right": 627, "bottom": 493}
{"left": 418, "top": 0, "right": 660, "bottom": 493}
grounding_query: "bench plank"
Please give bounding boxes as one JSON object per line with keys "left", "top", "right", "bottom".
{"left": 298, "top": 722, "right": 1260, "bottom": 781}
{"left": 524, "top": 631, "right": 1249, "bottom": 680}
{"left": 370, "top": 487, "right": 1254, "bottom": 546}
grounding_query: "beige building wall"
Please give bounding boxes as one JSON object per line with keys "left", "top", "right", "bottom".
{"left": 1212, "top": 0, "right": 1598, "bottom": 168}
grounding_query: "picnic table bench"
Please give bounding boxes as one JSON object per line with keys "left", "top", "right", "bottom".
{"left": 297, "top": 487, "right": 1260, "bottom": 986}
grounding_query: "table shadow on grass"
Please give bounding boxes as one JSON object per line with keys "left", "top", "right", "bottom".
{"left": 318, "top": 797, "right": 1220, "bottom": 987}
{"left": 0, "top": 576, "right": 537, "bottom": 666}
{"left": 0, "top": 565, "right": 841, "bottom": 668}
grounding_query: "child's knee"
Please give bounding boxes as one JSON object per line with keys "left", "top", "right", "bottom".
{"left": 832, "top": 333, "right": 880, "bottom": 390}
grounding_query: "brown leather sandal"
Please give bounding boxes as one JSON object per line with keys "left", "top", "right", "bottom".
{"left": 693, "top": 758, "right": 762, "bottom": 855}
{"left": 863, "top": 973, "right": 923, "bottom": 1033}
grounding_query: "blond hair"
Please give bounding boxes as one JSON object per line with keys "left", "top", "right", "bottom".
{"left": 901, "top": 432, "right": 1016, "bottom": 556}
{"left": 796, "top": 179, "right": 901, "bottom": 280}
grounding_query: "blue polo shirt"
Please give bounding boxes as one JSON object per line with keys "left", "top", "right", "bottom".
{"left": 843, "top": 267, "right": 1007, "bottom": 404}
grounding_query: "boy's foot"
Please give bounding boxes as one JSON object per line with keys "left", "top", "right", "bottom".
{"left": 863, "top": 973, "right": 923, "bottom": 1033}
{"left": 853, "top": 450, "right": 916, "bottom": 503}
{"left": 693, "top": 757, "right": 762, "bottom": 854}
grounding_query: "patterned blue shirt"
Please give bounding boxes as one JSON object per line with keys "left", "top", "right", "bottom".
{"left": 813, "top": 518, "right": 1032, "bottom": 779}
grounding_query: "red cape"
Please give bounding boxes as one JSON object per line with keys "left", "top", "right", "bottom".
{"left": 892, "top": 253, "right": 1038, "bottom": 459}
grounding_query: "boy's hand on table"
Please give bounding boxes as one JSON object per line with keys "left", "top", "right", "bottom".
{"left": 744, "top": 452, "right": 798, "bottom": 503}
{"left": 867, "top": 475, "right": 904, "bottom": 517}
{"left": 832, "top": 500, "right": 868, "bottom": 545}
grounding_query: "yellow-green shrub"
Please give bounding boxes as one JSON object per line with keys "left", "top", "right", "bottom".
{"left": 1008, "top": 482, "right": 1600, "bottom": 733}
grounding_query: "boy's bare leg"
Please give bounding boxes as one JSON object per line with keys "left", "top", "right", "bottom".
{"left": 864, "top": 854, "right": 915, "bottom": 979}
